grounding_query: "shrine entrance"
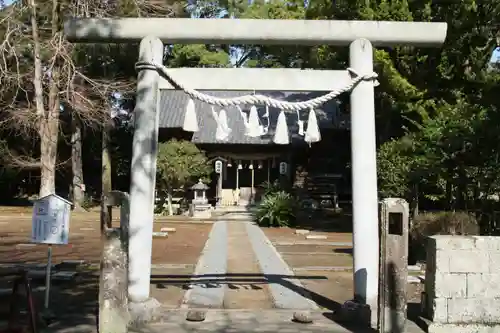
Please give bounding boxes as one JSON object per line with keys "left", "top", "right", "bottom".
{"left": 65, "top": 17, "right": 447, "bottom": 329}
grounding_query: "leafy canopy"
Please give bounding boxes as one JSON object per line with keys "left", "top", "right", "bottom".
{"left": 156, "top": 139, "right": 212, "bottom": 191}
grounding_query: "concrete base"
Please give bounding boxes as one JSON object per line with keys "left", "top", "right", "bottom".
{"left": 128, "top": 298, "right": 162, "bottom": 326}
{"left": 190, "top": 203, "right": 212, "bottom": 218}
{"left": 192, "top": 210, "right": 211, "bottom": 219}
{"left": 429, "top": 323, "right": 500, "bottom": 333}
{"left": 337, "top": 300, "right": 372, "bottom": 327}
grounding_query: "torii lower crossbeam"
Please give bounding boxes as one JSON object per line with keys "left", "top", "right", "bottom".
{"left": 64, "top": 17, "right": 447, "bottom": 328}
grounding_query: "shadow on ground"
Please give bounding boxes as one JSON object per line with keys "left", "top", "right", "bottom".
{"left": 0, "top": 268, "right": 98, "bottom": 332}
{"left": 152, "top": 272, "right": 427, "bottom": 333}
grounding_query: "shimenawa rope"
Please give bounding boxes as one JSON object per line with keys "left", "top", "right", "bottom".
{"left": 135, "top": 61, "right": 378, "bottom": 112}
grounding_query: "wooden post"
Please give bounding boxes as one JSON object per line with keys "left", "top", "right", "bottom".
{"left": 251, "top": 165, "right": 255, "bottom": 204}
{"left": 217, "top": 171, "right": 222, "bottom": 206}
{"left": 267, "top": 159, "right": 271, "bottom": 184}
{"left": 235, "top": 165, "right": 239, "bottom": 206}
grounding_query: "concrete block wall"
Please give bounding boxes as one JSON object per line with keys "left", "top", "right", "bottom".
{"left": 425, "top": 235, "right": 500, "bottom": 332}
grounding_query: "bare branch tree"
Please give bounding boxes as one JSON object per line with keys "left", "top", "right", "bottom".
{"left": 0, "top": 0, "right": 187, "bottom": 201}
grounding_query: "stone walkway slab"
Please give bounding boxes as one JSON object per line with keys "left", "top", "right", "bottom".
{"left": 223, "top": 222, "right": 273, "bottom": 309}
{"left": 275, "top": 241, "right": 353, "bottom": 246}
{"left": 245, "top": 222, "right": 318, "bottom": 310}
{"left": 182, "top": 221, "right": 228, "bottom": 308}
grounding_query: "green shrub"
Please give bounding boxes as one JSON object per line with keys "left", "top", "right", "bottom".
{"left": 259, "top": 180, "right": 282, "bottom": 197}
{"left": 409, "top": 211, "right": 479, "bottom": 263}
{"left": 254, "top": 191, "right": 297, "bottom": 228}
{"left": 81, "top": 194, "right": 96, "bottom": 210}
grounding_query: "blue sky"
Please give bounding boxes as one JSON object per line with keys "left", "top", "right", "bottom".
{"left": 491, "top": 47, "right": 500, "bottom": 63}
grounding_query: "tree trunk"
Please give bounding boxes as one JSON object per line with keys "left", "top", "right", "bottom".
{"left": 29, "top": 0, "right": 60, "bottom": 198}
{"left": 411, "top": 183, "right": 419, "bottom": 220}
{"left": 101, "top": 121, "right": 113, "bottom": 233}
{"left": 71, "top": 116, "right": 85, "bottom": 209}
{"left": 38, "top": 103, "right": 59, "bottom": 198}
{"left": 167, "top": 188, "right": 173, "bottom": 216}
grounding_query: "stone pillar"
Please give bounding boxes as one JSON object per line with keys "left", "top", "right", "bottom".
{"left": 128, "top": 36, "right": 163, "bottom": 309}
{"left": 349, "top": 38, "right": 379, "bottom": 327}
{"left": 99, "top": 191, "right": 130, "bottom": 333}
{"left": 379, "top": 198, "right": 409, "bottom": 333}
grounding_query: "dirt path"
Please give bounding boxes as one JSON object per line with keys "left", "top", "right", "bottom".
{"left": 223, "top": 222, "right": 273, "bottom": 309}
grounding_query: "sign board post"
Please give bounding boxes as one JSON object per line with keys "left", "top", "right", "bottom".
{"left": 31, "top": 194, "right": 72, "bottom": 313}
{"left": 214, "top": 160, "right": 222, "bottom": 174}
{"left": 215, "top": 160, "right": 223, "bottom": 205}
{"left": 279, "top": 162, "right": 288, "bottom": 175}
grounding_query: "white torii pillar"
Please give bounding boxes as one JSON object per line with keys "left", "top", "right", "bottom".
{"left": 64, "top": 18, "right": 447, "bottom": 326}
{"left": 127, "top": 36, "right": 163, "bottom": 310}
{"left": 349, "top": 38, "right": 378, "bottom": 315}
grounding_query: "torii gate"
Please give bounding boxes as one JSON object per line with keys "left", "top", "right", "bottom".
{"left": 65, "top": 18, "right": 447, "bottom": 325}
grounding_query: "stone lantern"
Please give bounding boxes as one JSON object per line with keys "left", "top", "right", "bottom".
{"left": 191, "top": 179, "right": 209, "bottom": 205}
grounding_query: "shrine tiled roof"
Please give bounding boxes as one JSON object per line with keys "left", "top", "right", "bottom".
{"left": 158, "top": 90, "right": 344, "bottom": 145}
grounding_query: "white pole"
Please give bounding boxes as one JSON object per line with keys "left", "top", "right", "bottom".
{"left": 128, "top": 36, "right": 164, "bottom": 304}
{"left": 349, "top": 38, "right": 379, "bottom": 326}
{"left": 44, "top": 245, "right": 52, "bottom": 309}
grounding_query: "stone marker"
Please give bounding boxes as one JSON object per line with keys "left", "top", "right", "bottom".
{"left": 52, "top": 271, "right": 78, "bottom": 281}
{"left": 27, "top": 270, "right": 47, "bottom": 279}
{"left": 295, "top": 229, "right": 310, "bottom": 235}
{"left": 31, "top": 263, "right": 56, "bottom": 269}
{"left": 152, "top": 231, "right": 168, "bottom": 238}
{"left": 61, "top": 260, "right": 86, "bottom": 266}
{"left": 407, "top": 276, "right": 420, "bottom": 284}
{"left": 408, "top": 265, "right": 423, "bottom": 272}
{"left": 16, "top": 243, "right": 36, "bottom": 248}
{"left": 186, "top": 310, "right": 206, "bottom": 322}
{"left": 160, "top": 227, "right": 176, "bottom": 233}
{"left": 305, "top": 235, "right": 327, "bottom": 240}
{"left": 378, "top": 198, "right": 409, "bottom": 333}
{"left": 293, "top": 311, "right": 313, "bottom": 324}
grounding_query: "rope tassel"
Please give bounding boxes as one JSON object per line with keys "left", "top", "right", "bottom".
{"left": 215, "top": 108, "right": 231, "bottom": 142}
{"left": 273, "top": 110, "right": 289, "bottom": 145}
{"left": 304, "top": 108, "right": 321, "bottom": 145}
{"left": 247, "top": 105, "right": 262, "bottom": 137}
{"left": 183, "top": 98, "right": 199, "bottom": 132}
{"left": 296, "top": 110, "right": 304, "bottom": 136}
{"left": 262, "top": 105, "right": 270, "bottom": 135}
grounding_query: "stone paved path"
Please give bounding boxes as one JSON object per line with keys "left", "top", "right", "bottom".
{"left": 33, "top": 309, "right": 426, "bottom": 333}
{"left": 128, "top": 309, "right": 426, "bottom": 333}
{"left": 223, "top": 222, "right": 273, "bottom": 309}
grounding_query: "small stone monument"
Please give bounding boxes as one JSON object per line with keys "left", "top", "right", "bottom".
{"left": 189, "top": 179, "right": 211, "bottom": 218}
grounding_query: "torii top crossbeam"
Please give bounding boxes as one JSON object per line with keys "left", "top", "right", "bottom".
{"left": 64, "top": 18, "right": 447, "bottom": 47}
